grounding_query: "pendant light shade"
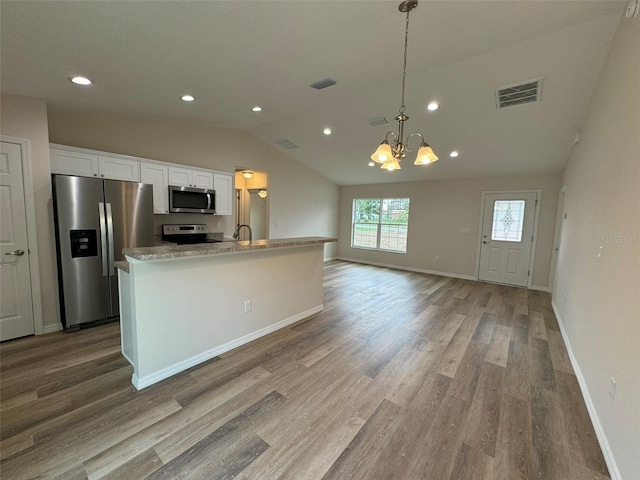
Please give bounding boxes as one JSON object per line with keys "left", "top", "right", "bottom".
{"left": 414, "top": 143, "right": 438, "bottom": 165}
{"left": 371, "top": 141, "right": 393, "bottom": 163}
{"left": 381, "top": 157, "right": 402, "bottom": 171}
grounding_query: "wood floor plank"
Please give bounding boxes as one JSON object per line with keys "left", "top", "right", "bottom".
{"left": 462, "top": 361, "right": 505, "bottom": 457}
{"left": 83, "top": 366, "right": 272, "bottom": 480}
{"left": 98, "top": 448, "right": 163, "bottom": 480}
{"left": 528, "top": 311, "right": 548, "bottom": 341}
{"left": 547, "top": 329, "right": 574, "bottom": 373}
{"left": 529, "top": 337, "right": 557, "bottom": 391}
{"left": 149, "top": 391, "right": 283, "bottom": 480}
{"left": 1, "top": 399, "right": 182, "bottom": 479}
{"left": 407, "top": 394, "right": 472, "bottom": 479}
{"left": 485, "top": 324, "right": 512, "bottom": 368}
{"left": 555, "top": 370, "right": 609, "bottom": 476}
{"left": 449, "top": 443, "right": 494, "bottom": 480}
{"left": 0, "top": 261, "right": 609, "bottom": 480}
{"left": 321, "top": 399, "right": 404, "bottom": 480}
{"left": 493, "top": 393, "right": 534, "bottom": 480}
{"left": 504, "top": 339, "right": 530, "bottom": 401}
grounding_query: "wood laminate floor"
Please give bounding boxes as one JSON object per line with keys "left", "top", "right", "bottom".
{"left": 0, "top": 261, "right": 609, "bottom": 479}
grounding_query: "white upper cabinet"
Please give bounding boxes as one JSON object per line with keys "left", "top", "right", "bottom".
{"left": 51, "top": 144, "right": 233, "bottom": 215}
{"left": 97, "top": 155, "right": 140, "bottom": 182}
{"left": 50, "top": 148, "right": 99, "bottom": 177}
{"left": 51, "top": 147, "right": 140, "bottom": 182}
{"left": 213, "top": 173, "right": 233, "bottom": 216}
{"left": 168, "top": 167, "right": 214, "bottom": 189}
{"left": 140, "top": 162, "right": 169, "bottom": 214}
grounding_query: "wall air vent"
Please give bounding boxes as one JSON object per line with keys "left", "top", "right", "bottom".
{"left": 310, "top": 78, "right": 337, "bottom": 90}
{"left": 495, "top": 78, "right": 543, "bottom": 109}
{"left": 368, "top": 117, "right": 390, "bottom": 127}
{"left": 275, "top": 138, "right": 299, "bottom": 150}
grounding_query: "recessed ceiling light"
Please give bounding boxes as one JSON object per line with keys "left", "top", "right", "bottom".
{"left": 368, "top": 161, "right": 375, "bottom": 167}
{"left": 181, "top": 95, "right": 195, "bottom": 102}
{"left": 449, "top": 150, "right": 459, "bottom": 158}
{"left": 323, "top": 128, "right": 332, "bottom": 136}
{"left": 427, "top": 102, "right": 439, "bottom": 111}
{"left": 70, "top": 76, "right": 92, "bottom": 85}
{"left": 252, "top": 106, "right": 263, "bottom": 112}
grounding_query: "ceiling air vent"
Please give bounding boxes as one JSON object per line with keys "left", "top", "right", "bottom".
{"left": 495, "top": 78, "right": 543, "bottom": 109}
{"left": 368, "top": 117, "right": 390, "bottom": 127}
{"left": 275, "top": 138, "right": 299, "bottom": 150}
{"left": 310, "top": 78, "right": 337, "bottom": 90}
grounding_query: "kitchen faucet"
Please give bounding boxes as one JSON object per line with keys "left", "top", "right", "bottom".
{"left": 233, "top": 224, "right": 252, "bottom": 242}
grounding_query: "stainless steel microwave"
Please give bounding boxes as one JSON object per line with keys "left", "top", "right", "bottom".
{"left": 168, "top": 185, "right": 216, "bottom": 214}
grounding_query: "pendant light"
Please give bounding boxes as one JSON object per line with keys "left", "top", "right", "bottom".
{"left": 371, "top": 0, "right": 438, "bottom": 171}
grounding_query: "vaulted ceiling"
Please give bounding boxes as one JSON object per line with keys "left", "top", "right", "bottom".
{"left": 0, "top": 1, "right": 626, "bottom": 185}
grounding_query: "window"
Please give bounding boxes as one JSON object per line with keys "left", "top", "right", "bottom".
{"left": 352, "top": 198, "right": 410, "bottom": 253}
{"left": 491, "top": 200, "right": 525, "bottom": 242}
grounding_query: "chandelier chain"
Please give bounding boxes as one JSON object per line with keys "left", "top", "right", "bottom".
{"left": 399, "top": 6, "right": 411, "bottom": 115}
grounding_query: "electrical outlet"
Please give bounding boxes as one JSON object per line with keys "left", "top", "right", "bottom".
{"left": 434, "top": 256, "right": 440, "bottom": 262}
{"left": 216, "top": 221, "right": 221, "bottom": 229}
{"left": 276, "top": 221, "right": 282, "bottom": 228}
{"left": 244, "top": 300, "right": 252, "bottom": 313}
{"left": 609, "top": 377, "right": 616, "bottom": 401}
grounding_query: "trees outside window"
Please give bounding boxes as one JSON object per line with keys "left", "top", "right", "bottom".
{"left": 352, "top": 198, "right": 410, "bottom": 253}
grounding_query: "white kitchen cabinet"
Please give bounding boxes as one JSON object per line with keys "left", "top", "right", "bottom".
{"left": 97, "top": 155, "right": 140, "bottom": 182}
{"left": 50, "top": 148, "right": 99, "bottom": 177}
{"left": 168, "top": 167, "right": 214, "bottom": 189}
{"left": 213, "top": 172, "right": 233, "bottom": 216}
{"left": 50, "top": 148, "right": 140, "bottom": 182}
{"left": 140, "top": 162, "right": 169, "bottom": 214}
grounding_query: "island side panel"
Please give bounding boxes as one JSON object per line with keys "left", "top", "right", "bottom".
{"left": 127, "top": 244, "right": 324, "bottom": 389}
{"left": 118, "top": 268, "right": 137, "bottom": 367}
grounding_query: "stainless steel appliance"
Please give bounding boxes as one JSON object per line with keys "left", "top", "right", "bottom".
{"left": 162, "top": 224, "right": 222, "bottom": 244}
{"left": 52, "top": 175, "right": 155, "bottom": 331}
{"left": 168, "top": 185, "right": 215, "bottom": 214}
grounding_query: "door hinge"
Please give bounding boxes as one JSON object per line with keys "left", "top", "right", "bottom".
{"left": 531, "top": 235, "right": 534, "bottom": 242}
{"left": 535, "top": 199, "right": 538, "bottom": 206}
{"left": 528, "top": 270, "right": 530, "bottom": 276}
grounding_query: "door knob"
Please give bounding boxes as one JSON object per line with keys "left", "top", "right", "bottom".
{"left": 5, "top": 249, "right": 25, "bottom": 256}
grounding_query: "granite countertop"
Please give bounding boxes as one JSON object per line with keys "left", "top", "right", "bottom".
{"left": 122, "top": 236, "right": 337, "bottom": 263}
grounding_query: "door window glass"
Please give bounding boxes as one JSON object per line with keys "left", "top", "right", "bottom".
{"left": 491, "top": 200, "right": 525, "bottom": 242}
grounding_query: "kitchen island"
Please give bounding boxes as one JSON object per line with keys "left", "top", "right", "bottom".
{"left": 117, "top": 237, "right": 336, "bottom": 390}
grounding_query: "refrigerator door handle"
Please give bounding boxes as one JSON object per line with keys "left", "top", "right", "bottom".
{"left": 106, "top": 202, "right": 115, "bottom": 276}
{"left": 99, "top": 202, "right": 108, "bottom": 277}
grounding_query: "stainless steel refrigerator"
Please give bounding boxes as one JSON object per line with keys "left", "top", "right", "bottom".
{"left": 52, "top": 175, "right": 154, "bottom": 330}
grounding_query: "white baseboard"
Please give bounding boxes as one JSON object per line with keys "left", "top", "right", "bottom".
{"left": 551, "top": 300, "right": 621, "bottom": 480}
{"left": 530, "top": 285, "right": 551, "bottom": 292}
{"left": 335, "top": 256, "right": 477, "bottom": 281}
{"left": 132, "top": 304, "right": 324, "bottom": 390}
{"left": 42, "top": 323, "right": 63, "bottom": 334}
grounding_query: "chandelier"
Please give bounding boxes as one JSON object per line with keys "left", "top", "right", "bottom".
{"left": 371, "top": 0, "right": 438, "bottom": 171}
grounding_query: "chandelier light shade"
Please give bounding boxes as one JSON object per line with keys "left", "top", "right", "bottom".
{"left": 371, "top": 0, "right": 438, "bottom": 170}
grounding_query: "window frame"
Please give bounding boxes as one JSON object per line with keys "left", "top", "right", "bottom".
{"left": 351, "top": 197, "right": 410, "bottom": 254}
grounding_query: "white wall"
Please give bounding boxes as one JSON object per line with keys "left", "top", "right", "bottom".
{"left": 47, "top": 109, "right": 339, "bottom": 258}
{"left": 338, "top": 173, "right": 561, "bottom": 289}
{"left": 0, "top": 94, "right": 61, "bottom": 331}
{"left": 553, "top": 16, "right": 639, "bottom": 480}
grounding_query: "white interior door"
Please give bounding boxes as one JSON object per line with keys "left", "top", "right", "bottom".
{"left": 0, "top": 141, "right": 35, "bottom": 341}
{"left": 478, "top": 192, "right": 538, "bottom": 287}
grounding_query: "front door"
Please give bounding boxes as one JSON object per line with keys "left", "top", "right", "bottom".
{"left": 478, "top": 191, "right": 538, "bottom": 287}
{"left": 0, "top": 141, "right": 35, "bottom": 341}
